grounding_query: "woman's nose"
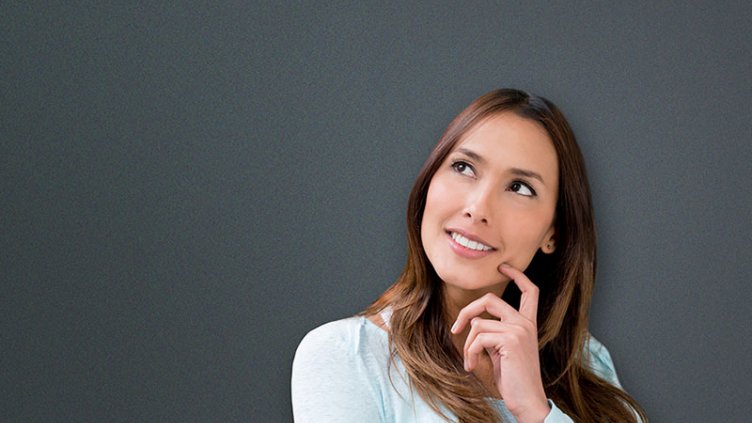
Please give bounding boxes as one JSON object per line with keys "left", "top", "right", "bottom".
{"left": 463, "top": 185, "right": 494, "bottom": 224}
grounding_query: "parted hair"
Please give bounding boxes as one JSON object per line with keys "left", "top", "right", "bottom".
{"left": 364, "top": 89, "right": 648, "bottom": 422}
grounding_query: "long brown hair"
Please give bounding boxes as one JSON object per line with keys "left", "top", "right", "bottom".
{"left": 365, "top": 89, "right": 647, "bottom": 422}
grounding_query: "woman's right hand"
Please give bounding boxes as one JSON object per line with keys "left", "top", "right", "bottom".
{"left": 451, "top": 264, "right": 550, "bottom": 423}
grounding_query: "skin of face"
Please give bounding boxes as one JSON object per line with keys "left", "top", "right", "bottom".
{"left": 421, "top": 112, "right": 559, "bottom": 301}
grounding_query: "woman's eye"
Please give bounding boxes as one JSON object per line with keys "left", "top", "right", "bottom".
{"left": 451, "top": 161, "right": 475, "bottom": 177}
{"left": 509, "top": 181, "right": 536, "bottom": 197}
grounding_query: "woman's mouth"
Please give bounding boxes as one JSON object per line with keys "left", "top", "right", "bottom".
{"left": 446, "top": 230, "right": 496, "bottom": 258}
{"left": 450, "top": 232, "right": 494, "bottom": 251}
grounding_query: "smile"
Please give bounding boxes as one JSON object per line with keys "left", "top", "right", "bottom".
{"left": 449, "top": 232, "right": 494, "bottom": 251}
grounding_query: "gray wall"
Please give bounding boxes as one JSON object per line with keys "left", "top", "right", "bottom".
{"left": 3, "top": 2, "right": 750, "bottom": 422}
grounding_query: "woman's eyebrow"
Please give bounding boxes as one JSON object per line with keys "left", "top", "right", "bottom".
{"left": 456, "top": 147, "right": 485, "bottom": 163}
{"left": 510, "top": 168, "right": 545, "bottom": 185}
{"left": 457, "top": 147, "right": 546, "bottom": 185}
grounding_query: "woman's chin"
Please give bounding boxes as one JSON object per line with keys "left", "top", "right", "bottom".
{"left": 438, "top": 272, "right": 507, "bottom": 294}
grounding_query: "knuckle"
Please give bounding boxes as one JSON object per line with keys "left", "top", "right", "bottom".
{"left": 509, "top": 336, "right": 522, "bottom": 348}
{"left": 507, "top": 327, "right": 526, "bottom": 343}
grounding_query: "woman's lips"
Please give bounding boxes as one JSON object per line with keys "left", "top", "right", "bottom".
{"left": 446, "top": 231, "right": 496, "bottom": 259}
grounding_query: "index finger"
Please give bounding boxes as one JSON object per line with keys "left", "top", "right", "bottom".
{"left": 498, "top": 263, "right": 539, "bottom": 324}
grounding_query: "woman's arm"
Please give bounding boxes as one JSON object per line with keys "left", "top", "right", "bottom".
{"left": 291, "top": 320, "right": 384, "bottom": 423}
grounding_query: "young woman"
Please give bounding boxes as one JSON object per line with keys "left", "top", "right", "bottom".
{"left": 291, "top": 89, "right": 647, "bottom": 422}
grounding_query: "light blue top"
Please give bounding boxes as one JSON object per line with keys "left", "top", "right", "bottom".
{"left": 291, "top": 313, "right": 622, "bottom": 422}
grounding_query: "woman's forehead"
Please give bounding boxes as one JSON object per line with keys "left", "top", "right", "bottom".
{"left": 452, "top": 113, "right": 557, "bottom": 172}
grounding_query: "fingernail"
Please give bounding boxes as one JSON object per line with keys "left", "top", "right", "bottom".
{"left": 501, "top": 263, "right": 511, "bottom": 269}
{"left": 450, "top": 321, "right": 458, "bottom": 333}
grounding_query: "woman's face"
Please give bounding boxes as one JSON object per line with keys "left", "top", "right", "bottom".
{"left": 421, "top": 112, "right": 559, "bottom": 292}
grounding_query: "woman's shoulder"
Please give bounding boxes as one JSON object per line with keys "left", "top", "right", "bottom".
{"left": 292, "top": 314, "right": 435, "bottom": 422}
{"left": 291, "top": 315, "right": 399, "bottom": 421}
{"left": 584, "top": 334, "right": 622, "bottom": 387}
{"left": 293, "top": 315, "right": 390, "bottom": 365}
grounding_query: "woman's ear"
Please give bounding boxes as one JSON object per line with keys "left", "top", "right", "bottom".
{"left": 540, "top": 226, "right": 556, "bottom": 254}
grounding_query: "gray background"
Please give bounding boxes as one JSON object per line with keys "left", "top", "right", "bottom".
{"left": 2, "top": 2, "right": 750, "bottom": 422}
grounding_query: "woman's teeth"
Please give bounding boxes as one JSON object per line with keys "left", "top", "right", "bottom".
{"left": 450, "top": 232, "right": 493, "bottom": 251}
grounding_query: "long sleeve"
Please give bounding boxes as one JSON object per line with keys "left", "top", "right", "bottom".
{"left": 291, "top": 320, "right": 385, "bottom": 423}
{"left": 543, "top": 400, "right": 575, "bottom": 422}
